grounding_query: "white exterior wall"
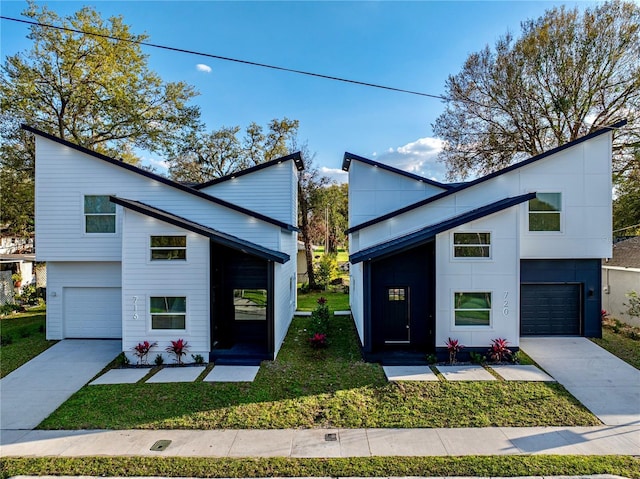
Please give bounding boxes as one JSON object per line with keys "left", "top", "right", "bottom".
{"left": 349, "top": 261, "right": 364, "bottom": 344}
{"left": 121, "top": 210, "right": 210, "bottom": 364}
{"left": 200, "top": 161, "right": 298, "bottom": 225}
{"left": 35, "top": 137, "right": 279, "bottom": 262}
{"left": 273, "top": 230, "right": 298, "bottom": 357}
{"left": 435, "top": 208, "right": 520, "bottom": 348}
{"left": 45, "top": 262, "right": 121, "bottom": 340}
{"left": 348, "top": 160, "right": 446, "bottom": 227}
{"left": 356, "top": 133, "right": 613, "bottom": 261}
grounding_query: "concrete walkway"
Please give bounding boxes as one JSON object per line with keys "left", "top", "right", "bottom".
{"left": 1, "top": 425, "right": 638, "bottom": 457}
{"left": 0, "top": 340, "right": 121, "bottom": 430}
{"left": 521, "top": 337, "right": 640, "bottom": 426}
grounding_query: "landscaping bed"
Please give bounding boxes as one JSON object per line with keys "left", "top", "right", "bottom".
{"left": 591, "top": 317, "right": 640, "bottom": 370}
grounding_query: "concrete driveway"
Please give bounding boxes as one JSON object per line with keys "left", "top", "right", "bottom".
{"left": 521, "top": 337, "right": 640, "bottom": 426}
{"left": 0, "top": 339, "right": 121, "bottom": 430}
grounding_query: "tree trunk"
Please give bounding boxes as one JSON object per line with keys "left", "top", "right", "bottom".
{"left": 298, "top": 182, "right": 317, "bottom": 289}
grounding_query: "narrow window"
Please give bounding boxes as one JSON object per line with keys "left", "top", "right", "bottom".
{"left": 150, "top": 296, "right": 186, "bottom": 329}
{"left": 150, "top": 236, "right": 187, "bottom": 261}
{"left": 234, "top": 289, "right": 267, "bottom": 321}
{"left": 453, "top": 232, "right": 491, "bottom": 258}
{"left": 529, "top": 193, "right": 561, "bottom": 231}
{"left": 84, "top": 195, "right": 116, "bottom": 233}
{"left": 454, "top": 292, "right": 491, "bottom": 326}
{"left": 388, "top": 288, "right": 406, "bottom": 301}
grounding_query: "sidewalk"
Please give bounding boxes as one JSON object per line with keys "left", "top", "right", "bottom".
{"left": 2, "top": 425, "right": 639, "bottom": 457}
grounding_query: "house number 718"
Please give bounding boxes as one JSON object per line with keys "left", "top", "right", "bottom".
{"left": 503, "top": 291, "right": 509, "bottom": 317}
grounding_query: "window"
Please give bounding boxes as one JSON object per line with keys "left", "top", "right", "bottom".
{"left": 453, "top": 232, "right": 491, "bottom": 258}
{"left": 150, "top": 236, "right": 186, "bottom": 260}
{"left": 529, "top": 193, "right": 561, "bottom": 231}
{"left": 150, "top": 296, "right": 186, "bottom": 329}
{"left": 84, "top": 195, "right": 116, "bottom": 233}
{"left": 454, "top": 292, "right": 491, "bottom": 326}
{"left": 388, "top": 288, "right": 406, "bottom": 301}
{"left": 234, "top": 289, "right": 267, "bottom": 321}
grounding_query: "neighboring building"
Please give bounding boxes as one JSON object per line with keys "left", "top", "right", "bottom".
{"left": 344, "top": 122, "right": 622, "bottom": 363}
{"left": 603, "top": 236, "right": 640, "bottom": 327}
{"left": 26, "top": 125, "right": 303, "bottom": 365}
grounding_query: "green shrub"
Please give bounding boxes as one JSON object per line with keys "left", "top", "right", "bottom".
{"left": 314, "top": 254, "right": 338, "bottom": 289}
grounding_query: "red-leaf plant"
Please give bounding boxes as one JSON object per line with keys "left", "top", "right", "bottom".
{"left": 446, "top": 337, "right": 464, "bottom": 364}
{"left": 488, "top": 337, "right": 512, "bottom": 363}
{"left": 308, "top": 332, "right": 328, "bottom": 349}
{"left": 166, "top": 338, "right": 190, "bottom": 364}
{"left": 132, "top": 340, "right": 157, "bottom": 365}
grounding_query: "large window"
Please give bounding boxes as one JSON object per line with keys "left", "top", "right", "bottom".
{"left": 454, "top": 292, "right": 491, "bottom": 327}
{"left": 84, "top": 195, "right": 116, "bottom": 233}
{"left": 150, "top": 236, "right": 187, "bottom": 261}
{"left": 150, "top": 296, "right": 186, "bottom": 329}
{"left": 453, "top": 232, "right": 491, "bottom": 258}
{"left": 234, "top": 289, "right": 267, "bottom": 321}
{"left": 529, "top": 193, "right": 561, "bottom": 232}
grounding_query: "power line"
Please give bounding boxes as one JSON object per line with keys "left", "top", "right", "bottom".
{"left": 0, "top": 15, "right": 448, "bottom": 101}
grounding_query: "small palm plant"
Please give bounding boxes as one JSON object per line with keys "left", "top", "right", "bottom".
{"left": 446, "top": 337, "right": 464, "bottom": 364}
{"left": 488, "top": 337, "right": 512, "bottom": 363}
{"left": 166, "top": 338, "right": 190, "bottom": 364}
{"left": 132, "top": 340, "right": 157, "bottom": 365}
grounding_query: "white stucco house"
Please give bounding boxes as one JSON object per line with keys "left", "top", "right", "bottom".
{"left": 344, "top": 122, "right": 624, "bottom": 363}
{"left": 25, "top": 125, "right": 303, "bottom": 365}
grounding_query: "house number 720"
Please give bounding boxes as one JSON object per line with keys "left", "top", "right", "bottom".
{"left": 503, "top": 291, "right": 509, "bottom": 317}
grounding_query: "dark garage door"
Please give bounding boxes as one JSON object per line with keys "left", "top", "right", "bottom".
{"left": 521, "top": 284, "right": 581, "bottom": 336}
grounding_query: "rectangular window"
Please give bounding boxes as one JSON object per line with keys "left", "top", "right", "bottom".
{"left": 150, "top": 296, "right": 186, "bottom": 329}
{"left": 454, "top": 292, "right": 491, "bottom": 326}
{"left": 84, "top": 195, "right": 116, "bottom": 233}
{"left": 150, "top": 236, "right": 187, "bottom": 261}
{"left": 529, "top": 193, "right": 561, "bottom": 231}
{"left": 453, "top": 232, "right": 491, "bottom": 258}
{"left": 234, "top": 289, "right": 267, "bottom": 321}
{"left": 388, "top": 288, "right": 406, "bottom": 301}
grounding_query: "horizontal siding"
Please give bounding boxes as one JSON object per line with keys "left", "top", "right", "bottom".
{"left": 122, "top": 211, "right": 210, "bottom": 363}
{"left": 35, "top": 137, "right": 280, "bottom": 262}
{"left": 273, "top": 230, "right": 297, "bottom": 357}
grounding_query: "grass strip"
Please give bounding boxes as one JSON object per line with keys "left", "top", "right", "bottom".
{"left": 2, "top": 455, "right": 638, "bottom": 478}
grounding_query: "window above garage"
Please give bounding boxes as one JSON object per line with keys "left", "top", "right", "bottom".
{"left": 528, "top": 193, "right": 562, "bottom": 232}
{"left": 84, "top": 195, "right": 116, "bottom": 234}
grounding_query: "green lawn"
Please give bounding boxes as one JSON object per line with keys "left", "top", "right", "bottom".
{"left": 39, "top": 312, "right": 598, "bottom": 430}
{"left": 591, "top": 319, "right": 640, "bottom": 370}
{"left": 2, "top": 455, "right": 639, "bottom": 479}
{"left": 0, "top": 305, "right": 56, "bottom": 378}
{"left": 296, "top": 290, "right": 350, "bottom": 311}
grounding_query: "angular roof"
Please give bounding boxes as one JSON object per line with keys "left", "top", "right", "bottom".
{"left": 606, "top": 237, "right": 640, "bottom": 269}
{"left": 342, "top": 152, "right": 452, "bottom": 190}
{"left": 22, "top": 125, "right": 298, "bottom": 232}
{"left": 194, "top": 152, "right": 304, "bottom": 189}
{"left": 347, "top": 121, "right": 626, "bottom": 234}
{"left": 350, "top": 192, "right": 536, "bottom": 264}
{"left": 110, "top": 197, "right": 290, "bottom": 264}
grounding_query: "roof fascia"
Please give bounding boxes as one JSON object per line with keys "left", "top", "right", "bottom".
{"left": 193, "top": 151, "right": 304, "bottom": 190}
{"left": 349, "top": 192, "right": 536, "bottom": 264}
{"left": 22, "top": 125, "right": 298, "bottom": 232}
{"left": 342, "top": 152, "right": 452, "bottom": 190}
{"left": 110, "top": 196, "right": 289, "bottom": 264}
{"left": 347, "top": 121, "right": 626, "bottom": 234}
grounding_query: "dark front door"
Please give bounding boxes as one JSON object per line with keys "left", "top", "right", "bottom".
{"left": 383, "top": 287, "right": 410, "bottom": 344}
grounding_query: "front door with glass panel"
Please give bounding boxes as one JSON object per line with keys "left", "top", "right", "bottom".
{"left": 384, "top": 287, "right": 410, "bottom": 344}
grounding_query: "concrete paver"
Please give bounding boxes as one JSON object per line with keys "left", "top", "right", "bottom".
{"left": 521, "top": 337, "right": 640, "bottom": 425}
{"left": 145, "top": 366, "right": 205, "bottom": 383}
{"left": 490, "top": 365, "right": 554, "bottom": 382}
{"left": 383, "top": 366, "right": 439, "bottom": 381}
{"left": 0, "top": 340, "right": 120, "bottom": 430}
{"left": 90, "top": 368, "right": 151, "bottom": 385}
{"left": 204, "top": 365, "right": 260, "bottom": 382}
{"left": 436, "top": 365, "right": 496, "bottom": 381}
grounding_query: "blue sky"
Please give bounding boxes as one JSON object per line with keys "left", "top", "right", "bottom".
{"left": 1, "top": 1, "right": 595, "bottom": 183}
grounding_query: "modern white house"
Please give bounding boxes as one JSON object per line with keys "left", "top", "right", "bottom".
{"left": 344, "top": 122, "right": 624, "bottom": 363}
{"left": 25, "top": 125, "right": 303, "bottom": 365}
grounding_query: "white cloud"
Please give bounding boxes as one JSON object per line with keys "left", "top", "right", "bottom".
{"left": 196, "top": 63, "right": 212, "bottom": 73}
{"left": 375, "top": 136, "right": 447, "bottom": 182}
{"left": 141, "top": 156, "right": 169, "bottom": 173}
{"left": 320, "top": 166, "right": 348, "bottom": 184}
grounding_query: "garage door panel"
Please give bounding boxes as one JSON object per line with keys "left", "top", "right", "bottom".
{"left": 521, "top": 284, "right": 581, "bottom": 336}
{"left": 64, "top": 287, "right": 122, "bottom": 338}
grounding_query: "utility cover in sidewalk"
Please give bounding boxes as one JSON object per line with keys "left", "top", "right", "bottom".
{"left": 325, "top": 433, "right": 337, "bottom": 441}
{"left": 150, "top": 440, "right": 171, "bottom": 451}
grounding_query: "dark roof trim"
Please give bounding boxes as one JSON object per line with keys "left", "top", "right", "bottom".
{"left": 350, "top": 192, "right": 536, "bottom": 264}
{"left": 22, "top": 125, "right": 298, "bottom": 232}
{"left": 193, "top": 151, "right": 304, "bottom": 189}
{"left": 342, "top": 152, "right": 452, "bottom": 190}
{"left": 347, "top": 120, "right": 626, "bottom": 234}
{"left": 110, "top": 197, "right": 289, "bottom": 264}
